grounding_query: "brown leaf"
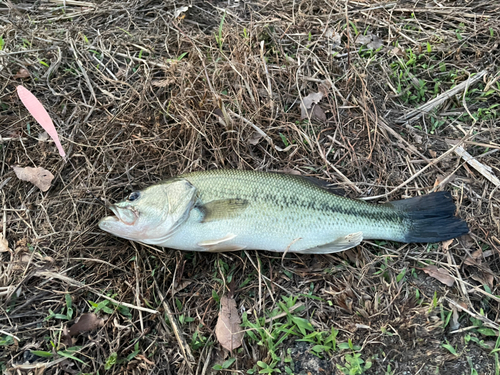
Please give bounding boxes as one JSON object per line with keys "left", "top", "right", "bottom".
{"left": 465, "top": 248, "right": 483, "bottom": 266}
{"left": 300, "top": 92, "right": 324, "bottom": 120}
{"left": 433, "top": 175, "right": 444, "bottom": 191}
{"left": 390, "top": 47, "right": 406, "bottom": 57}
{"left": 422, "top": 265, "right": 454, "bottom": 287}
{"left": 318, "top": 80, "right": 331, "bottom": 97}
{"left": 215, "top": 296, "right": 243, "bottom": 351}
{"left": 471, "top": 271, "right": 494, "bottom": 289}
{"left": 248, "top": 131, "right": 263, "bottom": 145}
{"left": 68, "top": 313, "right": 105, "bottom": 336}
{"left": 152, "top": 79, "right": 174, "bottom": 87}
{"left": 212, "top": 108, "right": 227, "bottom": 126}
{"left": 61, "top": 326, "right": 73, "bottom": 346}
{"left": 450, "top": 306, "right": 460, "bottom": 330}
{"left": 442, "top": 239, "right": 454, "bottom": 251}
{"left": 12, "top": 166, "right": 54, "bottom": 192}
{"left": 14, "top": 68, "right": 30, "bottom": 79}
{"left": 0, "top": 234, "right": 9, "bottom": 253}
{"left": 311, "top": 104, "right": 326, "bottom": 122}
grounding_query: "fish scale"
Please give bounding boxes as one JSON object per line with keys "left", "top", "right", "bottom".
{"left": 99, "top": 169, "right": 469, "bottom": 253}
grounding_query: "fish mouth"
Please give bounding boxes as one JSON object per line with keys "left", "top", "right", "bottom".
{"left": 105, "top": 204, "right": 139, "bottom": 225}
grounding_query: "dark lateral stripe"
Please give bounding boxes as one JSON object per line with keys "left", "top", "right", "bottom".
{"left": 246, "top": 193, "right": 405, "bottom": 224}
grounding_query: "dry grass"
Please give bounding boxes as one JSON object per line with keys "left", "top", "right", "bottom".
{"left": 1, "top": 0, "right": 499, "bottom": 374}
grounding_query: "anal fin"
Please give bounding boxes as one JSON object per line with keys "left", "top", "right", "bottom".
{"left": 300, "top": 232, "right": 363, "bottom": 254}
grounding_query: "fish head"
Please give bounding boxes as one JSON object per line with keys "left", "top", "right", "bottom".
{"left": 98, "top": 179, "right": 197, "bottom": 244}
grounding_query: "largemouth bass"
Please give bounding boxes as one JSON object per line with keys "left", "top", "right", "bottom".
{"left": 99, "top": 170, "right": 469, "bottom": 254}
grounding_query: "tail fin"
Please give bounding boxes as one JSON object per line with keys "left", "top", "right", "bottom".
{"left": 389, "top": 191, "right": 469, "bottom": 243}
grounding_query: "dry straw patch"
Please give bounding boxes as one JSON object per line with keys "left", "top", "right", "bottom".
{"left": 0, "top": 0, "right": 499, "bottom": 374}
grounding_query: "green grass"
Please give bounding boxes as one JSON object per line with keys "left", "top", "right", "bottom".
{"left": 239, "top": 294, "right": 373, "bottom": 374}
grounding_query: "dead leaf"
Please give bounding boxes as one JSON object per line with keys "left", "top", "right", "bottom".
{"left": 356, "top": 34, "right": 372, "bottom": 45}
{"left": 421, "top": 265, "right": 455, "bottom": 287}
{"left": 471, "top": 271, "right": 494, "bottom": 289}
{"left": 457, "top": 301, "right": 468, "bottom": 311}
{"left": 151, "top": 79, "right": 174, "bottom": 87}
{"left": 212, "top": 108, "right": 227, "bottom": 126}
{"left": 390, "top": 47, "right": 406, "bottom": 57}
{"left": 459, "top": 234, "right": 475, "bottom": 249}
{"left": 367, "top": 34, "right": 383, "bottom": 50}
{"left": 248, "top": 131, "right": 263, "bottom": 145}
{"left": 173, "top": 5, "right": 190, "bottom": 19}
{"left": 465, "top": 248, "right": 483, "bottom": 266}
{"left": 356, "top": 33, "right": 383, "bottom": 50}
{"left": 325, "top": 28, "right": 342, "bottom": 50}
{"left": 300, "top": 83, "right": 329, "bottom": 122}
{"left": 173, "top": 280, "right": 193, "bottom": 295}
{"left": 442, "top": 239, "right": 454, "bottom": 251}
{"left": 215, "top": 296, "right": 243, "bottom": 351}
{"left": 61, "top": 326, "right": 73, "bottom": 346}
{"left": 450, "top": 306, "right": 460, "bottom": 330}
{"left": 38, "top": 131, "right": 49, "bottom": 141}
{"left": 318, "top": 80, "right": 331, "bottom": 97}
{"left": 429, "top": 149, "right": 437, "bottom": 158}
{"left": 12, "top": 166, "right": 54, "bottom": 192}
{"left": 311, "top": 104, "right": 326, "bottom": 122}
{"left": 68, "top": 313, "right": 105, "bottom": 336}
{"left": 14, "top": 68, "right": 30, "bottom": 79}
{"left": 137, "top": 354, "right": 155, "bottom": 365}
{"left": 0, "top": 234, "right": 9, "bottom": 253}
{"left": 471, "top": 249, "right": 484, "bottom": 259}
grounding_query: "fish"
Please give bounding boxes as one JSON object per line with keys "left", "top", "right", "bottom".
{"left": 98, "top": 169, "right": 469, "bottom": 254}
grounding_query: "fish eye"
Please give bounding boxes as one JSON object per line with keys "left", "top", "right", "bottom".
{"left": 128, "top": 191, "right": 140, "bottom": 201}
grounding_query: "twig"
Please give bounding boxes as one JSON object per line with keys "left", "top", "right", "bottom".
{"left": 47, "top": 0, "right": 97, "bottom": 7}
{"left": 0, "top": 329, "right": 19, "bottom": 341}
{"left": 154, "top": 279, "right": 196, "bottom": 367}
{"left": 9, "top": 357, "right": 67, "bottom": 371}
{"left": 394, "top": 7, "right": 490, "bottom": 19}
{"left": 260, "top": 40, "right": 274, "bottom": 118}
{"left": 264, "top": 302, "right": 304, "bottom": 323}
{"left": 361, "top": 138, "right": 468, "bottom": 201}
{"left": 134, "top": 259, "right": 144, "bottom": 333}
{"left": 0, "top": 137, "right": 29, "bottom": 142}
{"left": 451, "top": 145, "right": 500, "bottom": 187}
{"left": 227, "top": 109, "right": 288, "bottom": 152}
{"left": 319, "top": 147, "right": 362, "bottom": 194}
{"left": 446, "top": 297, "right": 499, "bottom": 331}
{"left": 398, "top": 69, "right": 488, "bottom": 123}
{"left": 114, "top": 52, "right": 171, "bottom": 69}
{"left": 70, "top": 40, "right": 97, "bottom": 104}
{"left": 35, "top": 271, "right": 158, "bottom": 314}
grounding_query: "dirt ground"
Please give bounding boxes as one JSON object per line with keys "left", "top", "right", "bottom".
{"left": 1, "top": 0, "right": 499, "bottom": 374}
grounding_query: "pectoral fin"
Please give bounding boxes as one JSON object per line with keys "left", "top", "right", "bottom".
{"left": 200, "top": 199, "right": 249, "bottom": 223}
{"left": 198, "top": 234, "right": 246, "bottom": 252}
{"left": 300, "top": 232, "right": 363, "bottom": 254}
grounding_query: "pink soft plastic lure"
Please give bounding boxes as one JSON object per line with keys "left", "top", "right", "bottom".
{"left": 17, "top": 85, "right": 66, "bottom": 158}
